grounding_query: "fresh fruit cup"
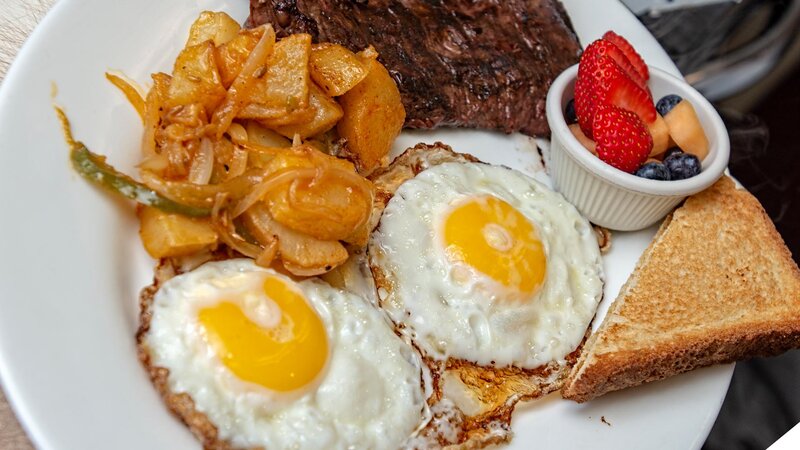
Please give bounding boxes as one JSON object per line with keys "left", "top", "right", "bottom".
{"left": 546, "top": 64, "right": 730, "bottom": 231}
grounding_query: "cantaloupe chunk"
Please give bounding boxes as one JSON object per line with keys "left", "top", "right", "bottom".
{"left": 569, "top": 123, "right": 597, "bottom": 155}
{"left": 647, "top": 113, "right": 670, "bottom": 156}
{"left": 663, "top": 100, "right": 709, "bottom": 161}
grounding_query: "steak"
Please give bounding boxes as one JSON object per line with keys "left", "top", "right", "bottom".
{"left": 246, "top": 0, "right": 582, "bottom": 136}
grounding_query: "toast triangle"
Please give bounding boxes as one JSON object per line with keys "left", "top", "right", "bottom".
{"left": 562, "top": 176, "right": 800, "bottom": 403}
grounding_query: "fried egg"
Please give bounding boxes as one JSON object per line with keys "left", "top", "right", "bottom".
{"left": 142, "top": 259, "right": 428, "bottom": 449}
{"left": 369, "top": 161, "right": 604, "bottom": 369}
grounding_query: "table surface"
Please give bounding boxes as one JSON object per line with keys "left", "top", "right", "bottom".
{"left": 0, "top": 1, "right": 51, "bottom": 446}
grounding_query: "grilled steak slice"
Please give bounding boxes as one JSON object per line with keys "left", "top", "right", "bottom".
{"left": 246, "top": 0, "right": 582, "bottom": 136}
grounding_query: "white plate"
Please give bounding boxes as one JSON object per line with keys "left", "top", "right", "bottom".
{"left": 0, "top": 0, "right": 733, "bottom": 449}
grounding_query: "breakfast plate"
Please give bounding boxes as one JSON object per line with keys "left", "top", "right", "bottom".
{"left": 0, "top": 0, "right": 733, "bottom": 449}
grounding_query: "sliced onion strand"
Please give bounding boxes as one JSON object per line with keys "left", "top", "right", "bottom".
{"left": 230, "top": 167, "right": 317, "bottom": 218}
{"left": 188, "top": 137, "right": 214, "bottom": 185}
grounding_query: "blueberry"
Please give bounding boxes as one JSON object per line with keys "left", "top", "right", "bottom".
{"left": 565, "top": 99, "right": 577, "bottom": 124}
{"left": 663, "top": 147, "right": 683, "bottom": 159}
{"left": 656, "top": 94, "right": 682, "bottom": 116}
{"left": 634, "top": 161, "right": 671, "bottom": 181}
{"left": 664, "top": 152, "right": 701, "bottom": 180}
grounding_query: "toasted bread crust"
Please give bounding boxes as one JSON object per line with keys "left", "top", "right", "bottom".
{"left": 565, "top": 321, "right": 800, "bottom": 403}
{"left": 563, "top": 176, "right": 800, "bottom": 402}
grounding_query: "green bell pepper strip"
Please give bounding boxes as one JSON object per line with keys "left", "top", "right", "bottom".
{"left": 57, "top": 105, "right": 212, "bottom": 217}
{"left": 70, "top": 144, "right": 212, "bottom": 217}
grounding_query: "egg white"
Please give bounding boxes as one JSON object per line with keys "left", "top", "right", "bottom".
{"left": 369, "top": 162, "right": 604, "bottom": 369}
{"left": 144, "top": 259, "right": 429, "bottom": 450}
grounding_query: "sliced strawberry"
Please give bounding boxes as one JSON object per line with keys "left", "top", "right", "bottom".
{"left": 605, "top": 74, "right": 657, "bottom": 123}
{"left": 581, "top": 39, "right": 647, "bottom": 89}
{"left": 603, "top": 31, "right": 649, "bottom": 82}
{"left": 575, "top": 52, "right": 628, "bottom": 137}
{"left": 593, "top": 104, "right": 653, "bottom": 173}
{"left": 586, "top": 55, "right": 629, "bottom": 93}
{"left": 574, "top": 73, "right": 598, "bottom": 138}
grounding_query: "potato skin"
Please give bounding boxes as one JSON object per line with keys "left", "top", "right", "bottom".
{"left": 337, "top": 58, "right": 405, "bottom": 174}
{"left": 309, "top": 43, "right": 369, "bottom": 97}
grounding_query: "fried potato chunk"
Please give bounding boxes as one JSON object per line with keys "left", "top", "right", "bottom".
{"left": 245, "top": 120, "right": 292, "bottom": 148}
{"left": 309, "top": 43, "right": 369, "bottom": 97}
{"left": 258, "top": 147, "right": 372, "bottom": 242}
{"left": 337, "top": 53, "right": 405, "bottom": 173}
{"left": 186, "top": 11, "right": 241, "bottom": 47}
{"left": 215, "top": 28, "right": 264, "bottom": 88}
{"left": 255, "top": 107, "right": 315, "bottom": 128}
{"left": 238, "top": 33, "right": 312, "bottom": 120}
{"left": 166, "top": 41, "right": 227, "bottom": 115}
{"left": 126, "top": 12, "right": 402, "bottom": 274}
{"left": 138, "top": 206, "right": 218, "bottom": 258}
{"left": 242, "top": 203, "right": 348, "bottom": 276}
{"left": 272, "top": 82, "right": 344, "bottom": 139}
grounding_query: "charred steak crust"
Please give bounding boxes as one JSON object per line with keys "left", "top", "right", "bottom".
{"left": 246, "top": 0, "right": 582, "bottom": 136}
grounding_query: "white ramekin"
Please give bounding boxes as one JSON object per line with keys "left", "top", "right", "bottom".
{"left": 545, "top": 65, "right": 730, "bottom": 231}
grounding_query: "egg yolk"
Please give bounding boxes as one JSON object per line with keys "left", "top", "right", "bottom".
{"left": 442, "top": 195, "right": 546, "bottom": 294}
{"left": 198, "top": 276, "right": 328, "bottom": 392}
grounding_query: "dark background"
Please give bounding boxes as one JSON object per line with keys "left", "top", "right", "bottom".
{"left": 702, "top": 61, "right": 800, "bottom": 450}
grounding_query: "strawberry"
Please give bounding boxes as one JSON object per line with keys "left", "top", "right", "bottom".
{"left": 593, "top": 104, "right": 653, "bottom": 173}
{"left": 605, "top": 74, "right": 657, "bottom": 123}
{"left": 581, "top": 39, "right": 647, "bottom": 89}
{"left": 573, "top": 72, "right": 598, "bottom": 138}
{"left": 578, "top": 41, "right": 629, "bottom": 91}
{"left": 575, "top": 53, "right": 628, "bottom": 137}
{"left": 603, "top": 31, "right": 649, "bottom": 82}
